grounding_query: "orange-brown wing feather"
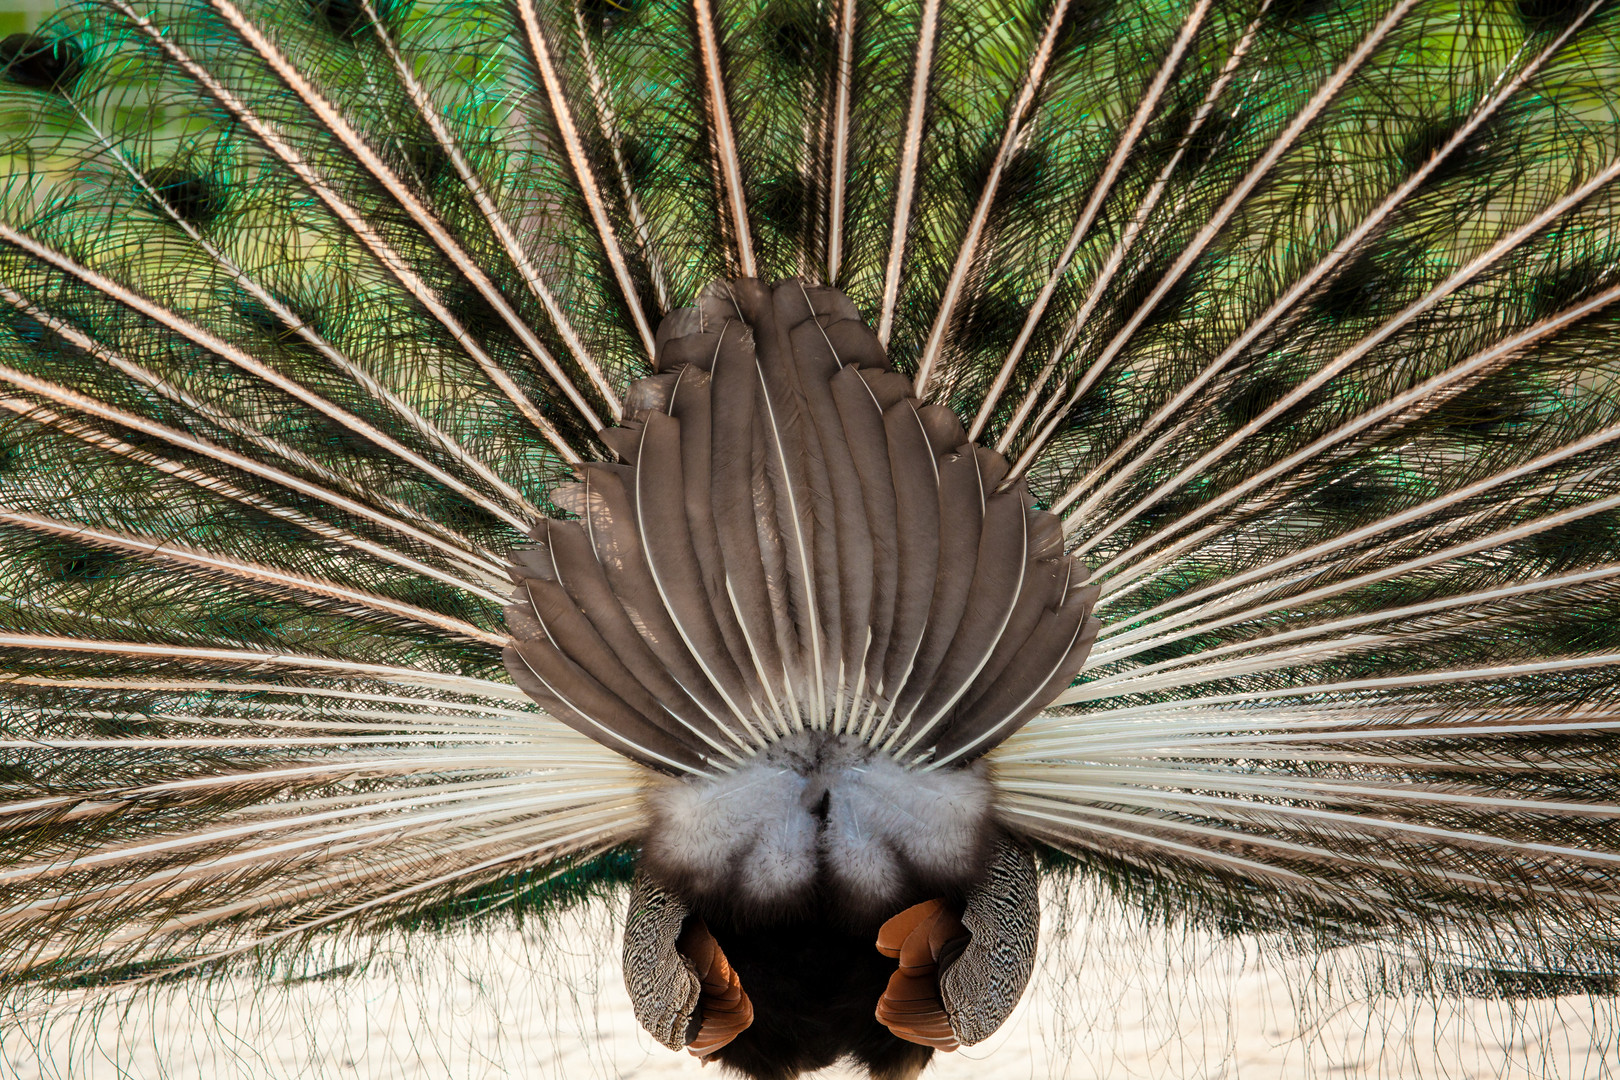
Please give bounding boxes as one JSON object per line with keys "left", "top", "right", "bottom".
{"left": 677, "top": 918, "right": 755, "bottom": 1058}
{"left": 876, "top": 897, "right": 947, "bottom": 957}
{"left": 874, "top": 900, "right": 970, "bottom": 1051}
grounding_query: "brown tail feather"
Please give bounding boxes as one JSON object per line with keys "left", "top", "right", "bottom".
{"left": 506, "top": 278, "right": 1098, "bottom": 766}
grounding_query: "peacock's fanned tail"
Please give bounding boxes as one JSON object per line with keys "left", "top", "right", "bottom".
{"left": 0, "top": 0, "right": 1617, "bottom": 1010}
{"left": 505, "top": 276, "right": 1098, "bottom": 777}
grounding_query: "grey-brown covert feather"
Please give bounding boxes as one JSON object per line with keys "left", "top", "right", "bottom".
{"left": 503, "top": 277, "right": 1101, "bottom": 769}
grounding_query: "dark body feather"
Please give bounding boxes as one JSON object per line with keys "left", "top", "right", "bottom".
{"left": 707, "top": 916, "right": 935, "bottom": 1080}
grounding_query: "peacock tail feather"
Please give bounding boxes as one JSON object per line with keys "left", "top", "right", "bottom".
{"left": 1, "top": 0, "right": 1620, "bottom": 1066}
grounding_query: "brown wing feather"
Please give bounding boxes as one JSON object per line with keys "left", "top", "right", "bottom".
{"left": 873, "top": 900, "right": 969, "bottom": 1051}
{"left": 678, "top": 918, "right": 756, "bottom": 1058}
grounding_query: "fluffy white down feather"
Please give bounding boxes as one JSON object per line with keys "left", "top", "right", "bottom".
{"left": 640, "top": 734, "right": 994, "bottom": 921}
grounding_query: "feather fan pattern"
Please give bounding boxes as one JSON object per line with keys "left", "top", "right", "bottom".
{"left": 0, "top": 0, "right": 1618, "bottom": 1075}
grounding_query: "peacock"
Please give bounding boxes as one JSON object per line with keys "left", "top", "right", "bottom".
{"left": 1, "top": 0, "right": 1619, "bottom": 1075}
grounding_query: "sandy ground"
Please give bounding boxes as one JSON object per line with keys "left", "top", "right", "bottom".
{"left": 4, "top": 893, "right": 1615, "bottom": 1080}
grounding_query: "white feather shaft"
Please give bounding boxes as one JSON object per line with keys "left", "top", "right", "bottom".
{"left": 568, "top": 0, "right": 671, "bottom": 313}
{"left": 825, "top": 0, "right": 857, "bottom": 283}
{"left": 1011, "top": 763, "right": 1620, "bottom": 817}
{"left": 1000, "top": 795, "right": 1581, "bottom": 903}
{"left": 980, "top": 3, "right": 1267, "bottom": 446}
{"left": 0, "top": 509, "right": 507, "bottom": 646}
{"left": 207, "top": 0, "right": 617, "bottom": 427}
{"left": 0, "top": 677, "right": 542, "bottom": 719}
{"left": 1000, "top": 797, "right": 1323, "bottom": 885}
{"left": 1077, "top": 279, "right": 1620, "bottom": 583}
{"left": 1053, "top": 650, "right": 1620, "bottom": 709}
{"left": 512, "top": 0, "right": 658, "bottom": 360}
{"left": 1005, "top": 0, "right": 1426, "bottom": 477}
{"left": 0, "top": 749, "right": 632, "bottom": 821}
{"left": 998, "top": 716, "right": 1620, "bottom": 761}
{"left": 107, "top": 0, "right": 579, "bottom": 460}
{"left": 1074, "top": 153, "right": 1620, "bottom": 560}
{"left": 73, "top": 106, "right": 543, "bottom": 527}
{"left": 1095, "top": 427, "right": 1620, "bottom": 646}
{"left": 0, "top": 277, "right": 503, "bottom": 566}
{"left": 692, "top": 0, "right": 755, "bottom": 277}
{"left": 360, "top": 0, "right": 627, "bottom": 411}
{"left": 912, "top": 0, "right": 1084, "bottom": 397}
{"left": 1089, "top": 563, "right": 1620, "bottom": 679}
{"left": 0, "top": 368, "right": 510, "bottom": 592}
{"left": 875, "top": 0, "right": 942, "bottom": 345}
{"left": 1006, "top": 779, "right": 1620, "bottom": 867}
{"left": 1048, "top": 7, "right": 1599, "bottom": 516}
{"left": 980, "top": 0, "right": 1218, "bottom": 444}
{"left": 58, "top": 832, "right": 625, "bottom": 988}
{"left": 0, "top": 634, "right": 531, "bottom": 699}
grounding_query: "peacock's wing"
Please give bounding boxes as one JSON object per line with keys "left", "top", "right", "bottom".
{"left": 0, "top": 0, "right": 1617, "bottom": 1016}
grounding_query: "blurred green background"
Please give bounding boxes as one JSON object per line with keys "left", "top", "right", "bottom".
{"left": 0, "top": 0, "right": 54, "bottom": 37}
